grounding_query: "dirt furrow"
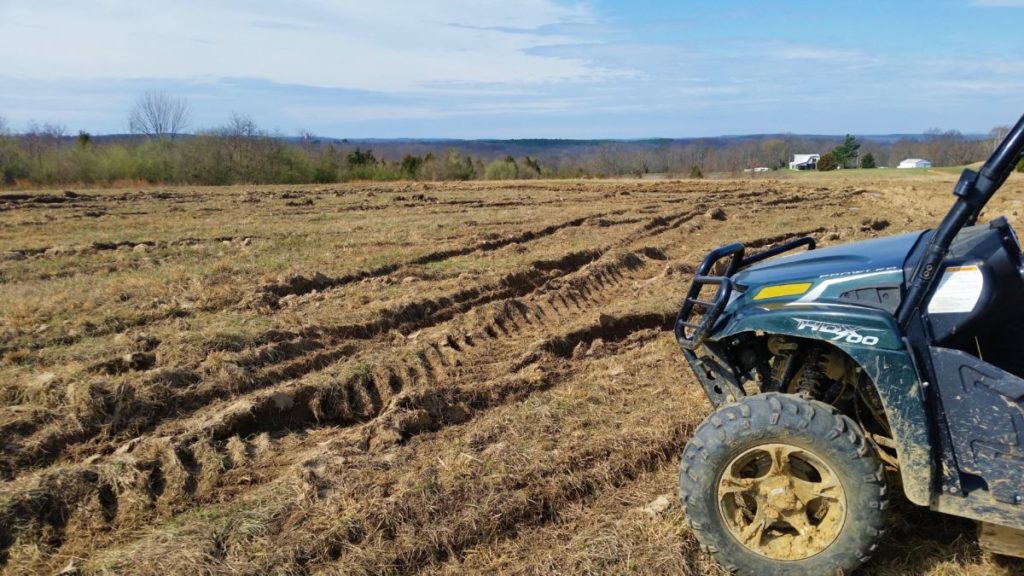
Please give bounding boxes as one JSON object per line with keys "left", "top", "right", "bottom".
{"left": 0, "top": 267, "right": 560, "bottom": 476}
{"left": 2, "top": 199, "right": 828, "bottom": 482}
{"left": 254, "top": 211, "right": 623, "bottom": 305}
{"left": 2, "top": 235, "right": 262, "bottom": 261}
{"left": 75, "top": 334, "right": 692, "bottom": 576}
{"left": 2, "top": 323, "right": 686, "bottom": 575}
{"left": 0, "top": 246, "right": 671, "bottom": 569}
{"left": 0, "top": 245, "right": 655, "bottom": 502}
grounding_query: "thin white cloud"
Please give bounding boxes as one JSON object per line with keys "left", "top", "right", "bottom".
{"left": 0, "top": 0, "right": 624, "bottom": 92}
{"left": 928, "top": 79, "right": 1024, "bottom": 94}
{"left": 969, "top": 0, "right": 1024, "bottom": 6}
{"left": 923, "top": 57, "right": 1024, "bottom": 76}
{"left": 749, "top": 42, "right": 880, "bottom": 68}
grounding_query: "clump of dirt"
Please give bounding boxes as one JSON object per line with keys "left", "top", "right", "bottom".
{"left": 262, "top": 272, "right": 334, "bottom": 297}
{"left": 533, "top": 249, "right": 602, "bottom": 272}
{"left": 637, "top": 246, "right": 667, "bottom": 260}
{"left": 662, "top": 262, "right": 695, "bottom": 277}
{"left": 862, "top": 218, "right": 890, "bottom": 231}
{"left": 89, "top": 352, "right": 156, "bottom": 375}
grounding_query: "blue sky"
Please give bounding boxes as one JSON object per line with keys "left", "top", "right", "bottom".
{"left": 1, "top": 0, "right": 1023, "bottom": 138}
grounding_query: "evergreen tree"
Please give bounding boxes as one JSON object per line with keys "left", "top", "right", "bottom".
{"left": 346, "top": 147, "right": 375, "bottom": 167}
{"left": 817, "top": 152, "right": 838, "bottom": 171}
{"left": 400, "top": 154, "right": 423, "bottom": 178}
{"left": 860, "top": 152, "right": 877, "bottom": 169}
{"left": 831, "top": 135, "right": 861, "bottom": 168}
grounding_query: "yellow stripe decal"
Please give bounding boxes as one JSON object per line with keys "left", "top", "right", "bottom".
{"left": 754, "top": 282, "right": 813, "bottom": 300}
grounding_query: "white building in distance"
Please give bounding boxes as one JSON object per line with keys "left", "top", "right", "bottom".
{"left": 789, "top": 154, "right": 820, "bottom": 170}
{"left": 898, "top": 158, "right": 933, "bottom": 169}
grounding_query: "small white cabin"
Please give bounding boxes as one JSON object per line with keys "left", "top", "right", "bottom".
{"left": 898, "top": 158, "right": 932, "bottom": 169}
{"left": 789, "top": 154, "right": 820, "bottom": 171}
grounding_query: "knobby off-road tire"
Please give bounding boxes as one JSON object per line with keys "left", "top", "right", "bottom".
{"left": 679, "top": 392, "right": 887, "bottom": 576}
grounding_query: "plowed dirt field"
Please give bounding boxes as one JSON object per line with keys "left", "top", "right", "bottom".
{"left": 2, "top": 176, "right": 1023, "bottom": 575}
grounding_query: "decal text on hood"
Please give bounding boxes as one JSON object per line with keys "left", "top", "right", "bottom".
{"left": 794, "top": 318, "right": 881, "bottom": 346}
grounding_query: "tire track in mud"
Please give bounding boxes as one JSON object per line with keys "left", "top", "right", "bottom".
{"left": 7, "top": 193, "right": 695, "bottom": 467}
{"left": 0, "top": 209, "right": 629, "bottom": 358}
{"left": 0, "top": 247, "right": 619, "bottom": 479}
{"left": 0, "top": 252, "right": 664, "bottom": 568}
{"left": 30, "top": 321, "right": 693, "bottom": 576}
{"left": 0, "top": 182, "right": 827, "bottom": 475}
{"left": 324, "top": 196, "right": 594, "bottom": 213}
{"left": 3, "top": 235, "right": 262, "bottom": 261}
{"left": 1, "top": 184, "right": 806, "bottom": 358}
{"left": 1, "top": 325, "right": 682, "bottom": 574}
{"left": 0, "top": 236, "right": 265, "bottom": 287}
{"left": 207, "top": 302, "right": 673, "bottom": 456}
{"left": 251, "top": 209, "right": 631, "bottom": 306}
{"left": 2, "top": 187, "right": 823, "bottom": 479}
{"left": 6, "top": 186, "right": 704, "bottom": 432}
{"left": 46, "top": 248, "right": 642, "bottom": 459}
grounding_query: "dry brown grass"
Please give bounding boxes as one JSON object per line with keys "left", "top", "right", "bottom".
{"left": 1, "top": 175, "right": 1023, "bottom": 575}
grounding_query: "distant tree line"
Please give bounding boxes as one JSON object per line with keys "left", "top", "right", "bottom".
{"left": 0, "top": 93, "right": 1013, "bottom": 188}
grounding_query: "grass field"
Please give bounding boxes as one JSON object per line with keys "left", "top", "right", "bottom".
{"left": 752, "top": 165, "right": 975, "bottom": 181}
{"left": 1, "top": 174, "right": 1023, "bottom": 575}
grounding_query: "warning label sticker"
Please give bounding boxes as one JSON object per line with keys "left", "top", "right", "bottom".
{"left": 927, "top": 265, "right": 984, "bottom": 314}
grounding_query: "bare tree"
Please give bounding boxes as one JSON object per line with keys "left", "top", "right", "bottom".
{"left": 226, "top": 112, "right": 259, "bottom": 139}
{"left": 989, "top": 126, "right": 1011, "bottom": 152}
{"left": 23, "top": 121, "right": 67, "bottom": 166}
{"left": 686, "top": 140, "right": 712, "bottom": 173}
{"left": 128, "top": 92, "right": 191, "bottom": 139}
{"left": 297, "top": 128, "right": 315, "bottom": 152}
{"left": 0, "top": 115, "right": 8, "bottom": 135}
{"left": 760, "top": 139, "right": 787, "bottom": 170}
{"left": 224, "top": 113, "right": 255, "bottom": 168}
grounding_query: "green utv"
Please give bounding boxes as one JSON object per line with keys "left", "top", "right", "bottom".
{"left": 676, "top": 116, "right": 1024, "bottom": 575}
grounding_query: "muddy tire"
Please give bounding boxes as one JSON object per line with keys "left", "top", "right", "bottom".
{"left": 679, "top": 392, "right": 887, "bottom": 576}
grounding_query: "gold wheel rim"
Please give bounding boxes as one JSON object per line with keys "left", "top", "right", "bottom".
{"left": 717, "top": 443, "right": 847, "bottom": 561}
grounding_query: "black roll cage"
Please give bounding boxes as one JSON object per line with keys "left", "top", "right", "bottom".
{"left": 896, "top": 114, "right": 1024, "bottom": 327}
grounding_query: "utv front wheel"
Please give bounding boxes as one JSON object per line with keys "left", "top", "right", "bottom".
{"left": 679, "top": 393, "right": 887, "bottom": 576}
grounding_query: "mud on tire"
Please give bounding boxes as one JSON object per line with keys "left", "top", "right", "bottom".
{"left": 678, "top": 392, "right": 887, "bottom": 576}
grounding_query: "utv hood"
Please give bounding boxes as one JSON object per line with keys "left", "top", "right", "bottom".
{"left": 733, "top": 231, "right": 927, "bottom": 290}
